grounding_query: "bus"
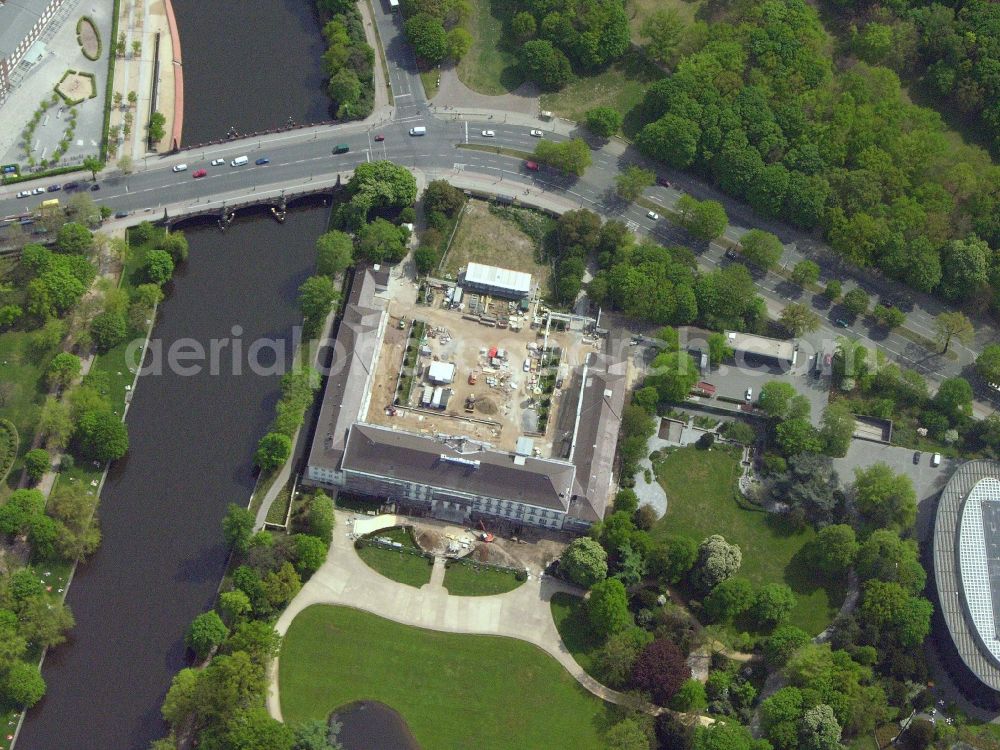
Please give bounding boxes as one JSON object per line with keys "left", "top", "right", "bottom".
{"left": 38, "top": 198, "right": 60, "bottom": 213}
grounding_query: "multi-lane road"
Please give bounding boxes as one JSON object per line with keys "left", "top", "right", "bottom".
{"left": 1, "top": 0, "right": 996, "bottom": 410}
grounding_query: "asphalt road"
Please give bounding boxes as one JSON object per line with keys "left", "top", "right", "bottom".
{"left": 1, "top": 0, "right": 997, "bottom": 412}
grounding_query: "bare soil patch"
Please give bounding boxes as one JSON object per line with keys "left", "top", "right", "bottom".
{"left": 78, "top": 18, "right": 100, "bottom": 59}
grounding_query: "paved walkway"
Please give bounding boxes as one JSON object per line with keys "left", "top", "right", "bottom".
{"left": 266, "top": 509, "right": 637, "bottom": 722}
{"left": 434, "top": 63, "right": 541, "bottom": 115}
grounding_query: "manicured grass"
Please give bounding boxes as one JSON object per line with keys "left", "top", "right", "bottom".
{"left": 280, "top": 605, "right": 611, "bottom": 750}
{"left": 456, "top": 0, "right": 523, "bottom": 95}
{"left": 539, "top": 50, "right": 657, "bottom": 135}
{"left": 550, "top": 592, "right": 603, "bottom": 676}
{"left": 356, "top": 526, "right": 433, "bottom": 588}
{"left": 653, "top": 446, "right": 843, "bottom": 635}
{"left": 442, "top": 561, "right": 524, "bottom": 596}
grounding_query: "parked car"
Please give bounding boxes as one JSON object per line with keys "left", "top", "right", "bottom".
{"left": 931, "top": 453, "right": 942, "bottom": 467}
{"left": 172, "top": 163, "right": 188, "bottom": 172}
{"left": 529, "top": 129, "right": 543, "bottom": 137}
{"left": 46, "top": 184, "right": 61, "bottom": 192}
{"left": 835, "top": 318, "right": 850, "bottom": 328}
{"left": 913, "top": 451, "right": 921, "bottom": 464}
{"left": 373, "top": 134, "right": 385, "bottom": 142}
{"left": 90, "top": 183, "right": 100, "bottom": 191}
{"left": 15, "top": 191, "right": 27, "bottom": 198}
{"left": 192, "top": 169, "right": 207, "bottom": 178}
{"left": 745, "top": 387, "right": 753, "bottom": 402}
{"left": 657, "top": 176, "right": 671, "bottom": 187}
{"left": 211, "top": 158, "right": 225, "bottom": 166}
{"left": 525, "top": 161, "right": 539, "bottom": 171}
{"left": 114, "top": 211, "right": 129, "bottom": 218}
{"left": 32, "top": 187, "right": 45, "bottom": 195}
{"left": 255, "top": 157, "right": 270, "bottom": 165}
{"left": 646, "top": 210, "right": 659, "bottom": 220}
{"left": 725, "top": 248, "right": 738, "bottom": 260}
{"left": 62, "top": 181, "right": 79, "bottom": 191}
{"left": 481, "top": 130, "right": 495, "bottom": 137}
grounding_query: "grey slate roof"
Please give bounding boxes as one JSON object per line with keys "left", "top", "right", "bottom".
{"left": 0, "top": 0, "right": 49, "bottom": 59}
{"left": 342, "top": 423, "right": 576, "bottom": 511}
{"left": 934, "top": 459, "right": 1000, "bottom": 691}
{"left": 306, "top": 266, "right": 388, "bottom": 472}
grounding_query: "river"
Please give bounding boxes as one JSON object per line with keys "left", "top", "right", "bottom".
{"left": 170, "top": 0, "right": 332, "bottom": 145}
{"left": 16, "top": 207, "right": 326, "bottom": 749}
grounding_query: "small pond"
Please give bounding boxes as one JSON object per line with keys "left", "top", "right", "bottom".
{"left": 331, "top": 700, "right": 421, "bottom": 750}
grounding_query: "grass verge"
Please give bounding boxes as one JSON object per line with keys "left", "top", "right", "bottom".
{"left": 456, "top": 0, "right": 523, "bottom": 95}
{"left": 442, "top": 560, "right": 524, "bottom": 596}
{"left": 456, "top": 142, "right": 533, "bottom": 160}
{"left": 279, "top": 604, "right": 611, "bottom": 749}
{"left": 356, "top": 526, "right": 433, "bottom": 588}
{"left": 653, "top": 446, "right": 843, "bottom": 635}
{"left": 101, "top": 0, "right": 122, "bottom": 161}
{"left": 550, "top": 591, "right": 603, "bottom": 676}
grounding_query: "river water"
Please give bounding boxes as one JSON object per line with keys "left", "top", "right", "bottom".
{"left": 16, "top": 207, "right": 325, "bottom": 749}
{"left": 171, "top": 0, "right": 332, "bottom": 145}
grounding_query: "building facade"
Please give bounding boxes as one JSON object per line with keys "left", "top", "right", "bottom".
{"left": 0, "top": 0, "right": 65, "bottom": 100}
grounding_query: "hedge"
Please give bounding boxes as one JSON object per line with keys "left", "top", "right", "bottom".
{"left": 76, "top": 16, "right": 102, "bottom": 61}
{"left": 54, "top": 70, "right": 97, "bottom": 106}
{"left": 100, "top": 0, "right": 122, "bottom": 161}
{"left": 1, "top": 163, "right": 86, "bottom": 186}
{"left": 0, "top": 419, "right": 19, "bottom": 484}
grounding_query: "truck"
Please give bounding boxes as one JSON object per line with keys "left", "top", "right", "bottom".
{"left": 38, "top": 198, "right": 60, "bottom": 213}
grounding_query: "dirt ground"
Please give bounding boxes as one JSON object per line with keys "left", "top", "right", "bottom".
{"left": 406, "top": 516, "right": 569, "bottom": 572}
{"left": 441, "top": 200, "right": 551, "bottom": 291}
{"left": 57, "top": 73, "right": 96, "bottom": 102}
{"left": 78, "top": 19, "right": 100, "bottom": 58}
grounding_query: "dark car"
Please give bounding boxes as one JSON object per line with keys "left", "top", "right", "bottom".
{"left": 114, "top": 211, "right": 129, "bottom": 219}
{"left": 46, "top": 184, "right": 61, "bottom": 192}
{"left": 913, "top": 451, "right": 921, "bottom": 465}
{"left": 657, "top": 176, "right": 671, "bottom": 188}
{"left": 90, "top": 183, "right": 100, "bottom": 191}
{"left": 62, "top": 181, "right": 79, "bottom": 191}
{"left": 373, "top": 134, "right": 385, "bottom": 142}
{"left": 255, "top": 157, "right": 270, "bottom": 166}
{"left": 725, "top": 248, "right": 738, "bottom": 260}
{"left": 835, "top": 318, "right": 851, "bottom": 328}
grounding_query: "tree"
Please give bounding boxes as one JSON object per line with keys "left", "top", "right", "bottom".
{"left": 56, "top": 222, "right": 94, "bottom": 254}
{"left": 605, "top": 718, "right": 650, "bottom": 750}
{"left": 757, "top": 382, "right": 797, "bottom": 419}
{"left": 223, "top": 503, "right": 255, "bottom": 554}
{"left": 587, "top": 578, "right": 631, "bottom": 639}
{"left": 1, "top": 662, "right": 46, "bottom": 708}
{"left": 976, "top": 344, "right": 1000, "bottom": 385}
{"left": 297, "top": 275, "right": 338, "bottom": 334}
{"left": 520, "top": 39, "right": 572, "bottom": 89}
{"left": 144, "top": 249, "right": 175, "bottom": 285}
{"left": 405, "top": 13, "right": 448, "bottom": 63}
{"left": 82, "top": 155, "right": 102, "bottom": 180}
{"left": 671, "top": 678, "right": 708, "bottom": 713}
{"left": 769, "top": 453, "right": 840, "bottom": 524}
{"left": 842, "top": 288, "right": 870, "bottom": 316}
{"left": 940, "top": 235, "right": 990, "bottom": 301}
{"left": 38, "top": 397, "right": 74, "bottom": 449}
{"left": 641, "top": 8, "right": 684, "bottom": 65}
{"left": 707, "top": 332, "right": 733, "bottom": 367}
{"left": 692, "top": 720, "right": 760, "bottom": 750}
{"left": 932, "top": 376, "right": 973, "bottom": 425}
{"left": 853, "top": 463, "right": 917, "bottom": 532}
{"left": 447, "top": 27, "right": 472, "bottom": 60}
{"left": 147, "top": 111, "right": 167, "bottom": 143}
{"left": 315, "top": 230, "right": 354, "bottom": 276}
{"left": 357, "top": 218, "right": 408, "bottom": 263}
{"left": 739, "top": 229, "right": 783, "bottom": 270}
{"left": 933, "top": 311, "right": 973, "bottom": 353}
{"left": 511, "top": 11, "right": 536, "bottom": 41}
{"left": 824, "top": 280, "right": 842, "bottom": 300}
{"left": 561, "top": 537, "right": 608, "bottom": 587}
{"left": 704, "top": 577, "right": 754, "bottom": 623}
{"left": 186, "top": 611, "right": 229, "bottom": 659}
{"left": 789, "top": 260, "right": 820, "bottom": 286}
{"left": 23, "top": 449, "right": 50, "bottom": 483}
{"left": 694, "top": 534, "right": 741, "bottom": 591}
{"left": 218, "top": 590, "right": 252, "bottom": 627}
{"left": 752, "top": 583, "right": 796, "bottom": 629}
{"left": 647, "top": 535, "right": 697, "bottom": 585}
{"left": 0, "top": 304, "right": 22, "bottom": 328}
{"left": 47, "top": 352, "right": 82, "bottom": 388}
{"left": 534, "top": 138, "right": 592, "bottom": 176}
{"left": 90, "top": 310, "right": 128, "bottom": 352}
{"left": 616, "top": 166, "right": 655, "bottom": 202}
{"left": 292, "top": 718, "right": 339, "bottom": 750}
{"left": 763, "top": 625, "right": 810, "bottom": 667}
{"left": 856, "top": 530, "right": 926, "bottom": 593}
{"left": 775, "top": 418, "right": 822, "bottom": 456}
{"left": 292, "top": 533, "right": 328, "bottom": 577}
{"left": 631, "top": 638, "right": 691, "bottom": 705}
{"left": 423, "top": 180, "right": 465, "bottom": 216}
{"left": 872, "top": 304, "right": 905, "bottom": 329}
{"left": 74, "top": 409, "right": 129, "bottom": 461}
{"left": 255, "top": 432, "right": 291, "bottom": 471}
{"left": 17, "top": 596, "right": 74, "bottom": 647}
{"left": 647, "top": 351, "right": 698, "bottom": 403}
{"left": 799, "top": 704, "right": 841, "bottom": 750}
{"left": 158, "top": 232, "right": 189, "bottom": 263}
{"left": 812, "top": 524, "right": 857, "bottom": 576}
{"left": 585, "top": 107, "right": 623, "bottom": 138}
{"left": 819, "top": 402, "right": 854, "bottom": 458}
{"left": 859, "top": 580, "right": 932, "bottom": 650}
{"left": 593, "top": 627, "right": 653, "bottom": 688}
{"left": 117, "top": 154, "right": 133, "bottom": 175}
{"left": 779, "top": 302, "right": 820, "bottom": 336}
{"left": 298, "top": 491, "right": 335, "bottom": 540}
{"left": 675, "top": 195, "right": 728, "bottom": 241}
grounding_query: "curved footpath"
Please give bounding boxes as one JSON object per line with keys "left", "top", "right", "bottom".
{"left": 267, "top": 509, "right": 642, "bottom": 721}
{"left": 162, "top": 0, "right": 184, "bottom": 148}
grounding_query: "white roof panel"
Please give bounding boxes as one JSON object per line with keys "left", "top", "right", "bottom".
{"left": 464, "top": 262, "right": 532, "bottom": 294}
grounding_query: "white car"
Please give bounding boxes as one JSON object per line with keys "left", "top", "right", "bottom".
{"left": 16, "top": 191, "right": 27, "bottom": 198}
{"left": 481, "top": 130, "right": 495, "bottom": 137}
{"left": 745, "top": 387, "right": 753, "bottom": 402}
{"left": 646, "top": 210, "right": 659, "bottom": 220}
{"left": 32, "top": 187, "right": 45, "bottom": 195}
{"left": 211, "top": 158, "right": 225, "bottom": 166}
{"left": 530, "top": 129, "right": 543, "bottom": 137}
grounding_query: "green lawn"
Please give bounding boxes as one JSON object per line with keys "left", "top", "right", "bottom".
{"left": 280, "top": 605, "right": 612, "bottom": 750}
{"left": 654, "top": 447, "right": 843, "bottom": 635}
{"left": 627, "top": 0, "right": 704, "bottom": 44}
{"left": 550, "top": 592, "right": 604, "bottom": 676}
{"left": 442, "top": 561, "right": 524, "bottom": 596}
{"left": 356, "top": 526, "right": 433, "bottom": 588}
{"left": 456, "top": 0, "right": 523, "bottom": 95}
{"left": 539, "top": 50, "right": 657, "bottom": 135}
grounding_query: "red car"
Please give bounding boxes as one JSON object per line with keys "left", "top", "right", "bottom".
{"left": 525, "top": 161, "right": 539, "bottom": 171}
{"left": 192, "top": 169, "right": 207, "bottom": 178}
{"left": 373, "top": 134, "right": 385, "bottom": 142}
